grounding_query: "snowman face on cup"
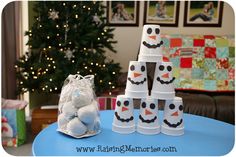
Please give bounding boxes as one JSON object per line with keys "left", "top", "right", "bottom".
{"left": 139, "top": 100, "right": 157, "bottom": 123}
{"left": 142, "top": 25, "right": 163, "bottom": 49}
{"left": 156, "top": 62, "right": 175, "bottom": 84}
{"left": 115, "top": 98, "right": 134, "bottom": 123}
{"left": 164, "top": 101, "right": 183, "bottom": 128}
{"left": 128, "top": 62, "right": 147, "bottom": 85}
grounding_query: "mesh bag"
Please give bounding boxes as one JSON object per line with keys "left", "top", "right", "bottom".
{"left": 57, "top": 74, "right": 101, "bottom": 138}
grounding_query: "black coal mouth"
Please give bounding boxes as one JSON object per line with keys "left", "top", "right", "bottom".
{"left": 163, "top": 119, "right": 183, "bottom": 128}
{"left": 128, "top": 77, "right": 147, "bottom": 85}
{"left": 143, "top": 40, "right": 163, "bottom": 48}
{"left": 139, "top": 115, "right": 157, "bottom": 123}
{"left": 115, "top": 111, "right": 134, "bottom": 123}
{"left": 156, "top": 77, "right": 175, "bottom": 84}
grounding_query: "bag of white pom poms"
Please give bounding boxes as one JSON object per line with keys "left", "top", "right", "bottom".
{"left": 57, "top": 74, "right": 101, "bottom": 138}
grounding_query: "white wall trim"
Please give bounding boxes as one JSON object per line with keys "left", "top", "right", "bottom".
{"left": 21, "top": 1, "right": 30, "bottom": 119}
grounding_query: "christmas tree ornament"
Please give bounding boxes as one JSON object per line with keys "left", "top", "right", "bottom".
{"left": 93, "top": 14, "right": 102, "bottom": 26}
{"left": 137, "top": 97, "right": 160, "bottom": 135}
{"left": 151, "top": 60, "right": 175, "bottom": 100}
{"left": 48, "top": 9, "right": 59, "bottom": 20}
{"left": 112, "top": 95, "right": 135, "bottom": 134}
{"left": 138, "top": 25, "right": 163, "bottom": 63}
{"left": 161, "top": 97, "right": 184, "bottom": 136}
{"left": 64, "top": 49, "right": 75, "bottom": 60}
{"left": 125, "top": 61, "right": 148, "bottom": 98}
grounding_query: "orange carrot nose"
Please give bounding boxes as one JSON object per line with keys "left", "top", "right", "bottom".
{"left": 133, "top": 72, "right": 142, "bottom": 78}
{"left": 145, "top": 109, "right": 153, "bottom": 115}
{"left": 149, "top": 35, "right": 156, "bottom": 40}
{"left": 162, "top": 73, "right": 169, "bottom": 78}
{"left": 171, "top": 111, "right": 179, "bottom": 116}
{"left": 122, "top": 107, "right": 128, "bottom": 112}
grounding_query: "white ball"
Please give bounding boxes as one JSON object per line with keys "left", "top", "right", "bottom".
{"left": 77, "top": 101, "right": 98, "bottom": 124}
{"left": 67, "top": 117, "right": 87, "bottom": 136}
{"left": 61, "top": 102, "right": 77, "bottom": 120}
{"left": 58, "top": 114, "right": 69, "bottom": 130}
{"left": 71, "top": 89, "right": 93, "bottom": 108}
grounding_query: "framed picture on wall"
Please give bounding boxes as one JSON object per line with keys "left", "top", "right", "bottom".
{"left": 143, "top": 1, "right": 180, "bottom": 27}
{"left": 106, "top": 1, "right": 139, "bottom": 26}
{"left": 184, "top": 1, "right": 224, "bottom": 27}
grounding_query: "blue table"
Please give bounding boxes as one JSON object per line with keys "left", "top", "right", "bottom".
{"left": 32, "top": 110, "right": 234, "bottom": 156}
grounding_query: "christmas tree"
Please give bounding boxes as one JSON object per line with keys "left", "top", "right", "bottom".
{"left": 15, "top": 1, "right": 121, "bottom": 95}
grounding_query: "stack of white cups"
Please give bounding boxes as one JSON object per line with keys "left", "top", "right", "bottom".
{"left": 112, "top": 24, "right": 184, "bottom": 136}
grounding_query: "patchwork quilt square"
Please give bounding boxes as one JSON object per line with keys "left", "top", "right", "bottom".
{"left": 180, "top": 68, "right": 192, "bottom": 79}
{"left": 193, "top": 39, "right": 205, "bottom": 47}
{"left": 216, "top": 47, "right": 229, "bottom": 58}
{"left": 182, "top": 37, "right": 193, "bottom": 47}
{"left": 205, "top": 47, "right": 216, "bottom": 58}
{"left": 192, "top": 68, "right": 204, "bottom": 79}
{"left": 204, "top": 58, "right": 216, "bottom": 70}
{"left": 192, "top": 47, "right": 205, "bottom": 57}
{"left": 217, "top": 80, "right": 229, "bottom": 90}
{"left": 204, "top": 35, "right": 215, "bottom": 39}
{"left": 180, "top": 57, "right": 192, "bottom": 68}
{"left": 170, "top": 57, "right": 180, "bottom": 67}
{"left": 228, "top": 68, "right": 235, "bottom": 79}
{"left": 170, "top": 38, "right": 182, "bottom": 48}
{"left": 216, "top": 69, "right": 228, "bottom": 80}
{"left": 205, "top": 39, "right": 216, "bottom": 47}
{"left": 173, "top": 67, "right": 180, "bottom": 78}
{"left": 162, "top": 37, "right": 170, "bottom": 47}
{"left": 204, "top": 80, "right": 216, "bottom": 91}
{"left": 229, "top": 80, "right": 235, "bottom": 90}
{"left": 216, "top": 58, "right": 229, "bottom": 69}
{"left": 229, "top": 58, "right": 235, "bottom": 69}
{"left": 179, "top": 78, "right": 192, "bottom": 88}
{"left": 192, "top": 79, "right": 204, "bottom": 89}
{"left": 192, "top": 58, "right": 204, "bottom": 68}
{"left": 174, "top": 79, "right": 180, "bottom": 88}
{"left": 169, "top": 48, "right": 179, "bottom": 56}
{"left": 216, "top": 38, "right": 229, "bottom": 47}
{"left": 229, "top": 47, "right": 235, "bottom": 57}
{"left": 204, "top": 69, "right": 216, "bottom": 80}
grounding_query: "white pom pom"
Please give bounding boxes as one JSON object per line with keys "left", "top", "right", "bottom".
{"left": 61, "top": 102, "right": 77, "bottom": 120}
{"left": 67, "top": 117, "right": 87, "bottom": 136}
{"left": 71, "top": 89, "right": 93, "bottom": 108}
{"left": 58, "top": 114, "right": 69, "bottom": 130}
{"left": 77, "top": 101, "right": 98, "bottom": 124}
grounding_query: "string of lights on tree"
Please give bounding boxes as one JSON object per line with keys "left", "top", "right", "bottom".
{"left": 15, "top": 1, "right": 121, "bottom": 95}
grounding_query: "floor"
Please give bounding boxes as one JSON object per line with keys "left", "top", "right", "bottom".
{"left": 3, "top": 122, "right": 34, "bottom": 156}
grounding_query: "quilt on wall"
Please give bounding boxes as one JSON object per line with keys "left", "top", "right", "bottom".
{"left": 161, "top": 35, "right": 235, "bottom": 92}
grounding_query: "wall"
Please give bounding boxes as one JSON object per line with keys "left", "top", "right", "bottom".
{"left": 106, "top": 1, "right": 235, "bottom": 72}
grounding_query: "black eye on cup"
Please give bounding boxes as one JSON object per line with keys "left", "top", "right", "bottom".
{"left": 130, "top": 65, "right": 135, "bottom": 71}
{"left": 155, "top": 28, "right": 160, "bottom": 34}
{"left": 147, "top": 28, "right": 152, "bottom": 34}
{"left": 142, "top": 102, "right": 146, "bottom": 108}
{"left": 169, "top": 104, "right": 175, "bottom": 110}
{"left": 167, "top": 66, "right": 172, "bottom": 72}
{"left": 159, "top": 65, "right": 164, "bottom": 71}
{"left": 124, "top": 101, "right": 129, "bottom": 106}
{"left": 150, "top": 103, "right": 155, "bottom": 109}
{"left": 179, "top": 105, "right": 183, "bottom": 111}
{"left": 141, "top": 66, "right": 145, "bottom": 72}
{"left": 117, "top": 101, "right": 121, "bottom": 107}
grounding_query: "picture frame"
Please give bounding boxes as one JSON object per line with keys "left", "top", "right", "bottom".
{"left": 184, "top": 1, "right": 224, "bottom": 27}
{"left": 106, "top": 1, "right": 139, "bottom": 26}
{"left": 143, "top": 1, "right": 180, "bottom": 27}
